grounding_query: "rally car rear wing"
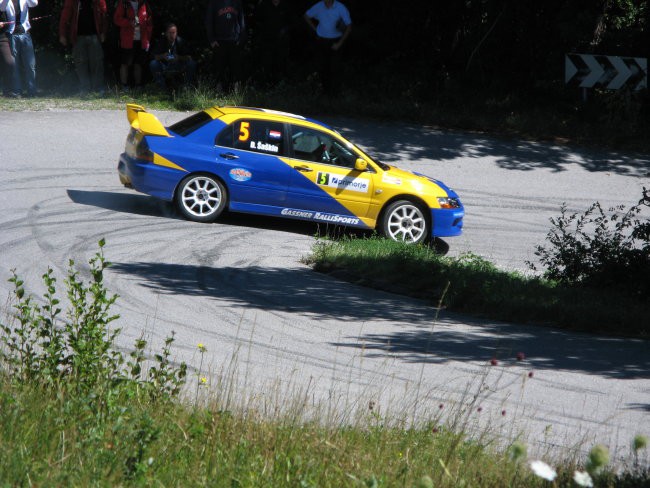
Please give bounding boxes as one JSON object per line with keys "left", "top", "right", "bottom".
{"left": 126, "top": 103, "right": 170, "bottom": 137}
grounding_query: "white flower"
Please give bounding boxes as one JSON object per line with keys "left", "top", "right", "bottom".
{"left": 573, "top": 471, "right": 594, "bottom": 487}
{"left": 530, "top": 460, "right": 557, "bottom": 481}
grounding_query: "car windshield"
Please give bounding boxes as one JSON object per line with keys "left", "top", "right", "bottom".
{"left": 338, "top": 134, "right": 390, "bottom": 170}
{"left": 374, "top": 159, "right": 390, "bottom": 170}
{"left": 354, "top": 144, "right": 390, "bottom": 170}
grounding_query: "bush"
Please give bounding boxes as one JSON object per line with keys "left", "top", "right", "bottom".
{"left": 529, "top": 188, "right": 650, "bottom": 299}
{"left": 0, "top": 239, "right": 187, "bottom": 399}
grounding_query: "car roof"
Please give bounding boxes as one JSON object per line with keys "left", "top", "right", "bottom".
{"left": 207, "top": 106, "right": 333, "bottom": 131}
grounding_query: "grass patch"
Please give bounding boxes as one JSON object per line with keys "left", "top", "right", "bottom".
{"left": 0, "top": 82, "right": 246, "bottom": 113}
{"left": 304, "top": 236, "right": 649, "bottom": 339}
{"left": 6, "top": 378, "right": 645, "bottom": 487}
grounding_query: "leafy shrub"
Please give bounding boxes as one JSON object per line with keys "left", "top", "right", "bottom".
{"left": 529, "top": 188, "right": 650, "bottom": 298}
{"left": 0, "top": 239, "right": 187, "bottom": 398}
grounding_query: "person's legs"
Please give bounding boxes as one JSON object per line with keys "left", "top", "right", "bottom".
{"left": 73, "top": 36, "right": 91, "bottom": 92}
{"left": 119, "top": 48, "right": 134, "bottom": 87}
{"left": 87, "top": 35, "right": 105, "bottom": 93}
{"left": 182, "top": 59, "right": 197, "bottom": 86}
{"left": 18, "top": 33, "right": 36, "bottom": 96}
{"left": 133, "top": 63, "right": 142, "bottom": 85}
{"left": 149, "top": 59, "right": 166, "bottom": 88}
{"left": 8, "top": 34, "right": 21, "bottom": 94}
{"left": 132, "top": 42, "right": 144, "bottom": 86}
{"left": 0, "top": 35, "right": 16, "bottom": 96}
{"left": 227, "top": 42, "right": 243, "bottom": 88}
{"left": 211, "top": 44, "right": 227, "bottom": 90}
{"left": 316, "top": 37, "right": 338, "bottom": 95}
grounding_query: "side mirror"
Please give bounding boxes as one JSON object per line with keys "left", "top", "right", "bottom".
{"left": 354, "top": 158, "right": 368, "bottom": 171}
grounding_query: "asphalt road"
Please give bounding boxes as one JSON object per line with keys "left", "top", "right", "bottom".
{"left": 0, "top": 109, "right": 648, "bottom": 465}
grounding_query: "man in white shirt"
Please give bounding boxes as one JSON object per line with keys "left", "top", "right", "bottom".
{"left": 304, "top": 0, "right": 351, "bottom": 95}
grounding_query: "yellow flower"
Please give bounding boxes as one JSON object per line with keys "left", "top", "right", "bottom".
{"left": 200, "top": 377, "right": 208, "bottom": 385}
{"left": 198, "top": 343, "right": 207, "bottom": 353}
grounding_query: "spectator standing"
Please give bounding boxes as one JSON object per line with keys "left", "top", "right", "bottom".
{"left": 59, "top": 0, "right": 108, "bottom": 94}
{"left": 149, "top": 22, "right": 196, "bottom": 90}
{"left": 205, "top": 0, "right": 245, "bottom": 91}
{"left": 0, "top": 0, "right": 38, "bottom": 97}
{"left": 253, "top": 0, "right": 290, "bottom": 85}
{"left": 113, "top": 0, "right": 152, "bottom": 89}
{"left": 304, "top": 0, "right": 351, "bottom": 95}
{"left": 0, "top": 8, "right": 16, "bottom": 96}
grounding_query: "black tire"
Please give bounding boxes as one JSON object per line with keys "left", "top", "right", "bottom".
{"left": 175, "top": 174, "right": 227, "bottom": 223}
{"left": 381, "top": 200, "right": 430, "bottom": 244}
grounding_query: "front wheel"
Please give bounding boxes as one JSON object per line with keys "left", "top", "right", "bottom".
{"left": 381, "top": 200, "right": 429, "bottom": 244}
{"left": 176, "top": 175, "right": 227, "bottom": 223}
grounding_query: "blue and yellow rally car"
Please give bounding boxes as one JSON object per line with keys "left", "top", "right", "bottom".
{"left": 118, "top": 104, "right": 464, "bottom": 244}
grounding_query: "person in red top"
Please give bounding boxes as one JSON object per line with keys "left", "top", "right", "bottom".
{"left": 59, "top": 0, "right": 108, "bottom": 94}
{"left": 113, "top": 0, "right": 152, "bottom": 89}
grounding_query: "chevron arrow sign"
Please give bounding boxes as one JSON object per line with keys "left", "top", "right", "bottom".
{"left": 565, "top": 53, "right": 647, "bottom": 91}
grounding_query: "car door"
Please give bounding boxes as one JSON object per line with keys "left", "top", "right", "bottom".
{"left": 284, "top": 124, "right": 374, "bottom": 219}
{"left": 214, "top": 118, "right": 291, "bottom": 208}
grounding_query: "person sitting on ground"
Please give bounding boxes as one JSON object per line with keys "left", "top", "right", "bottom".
{"left": 149, "top": 22, "right": 196, "bottom": 89}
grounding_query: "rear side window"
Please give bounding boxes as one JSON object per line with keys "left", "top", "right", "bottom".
{"left": 168, "top": 111, "right": 213, "bottom": 136}
{"left": 216, "top": 119, "right": 285, "bottom": 156}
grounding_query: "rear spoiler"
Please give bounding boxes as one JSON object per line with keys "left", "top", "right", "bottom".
{"left": 126, "top": 103, "right": 170, "bottom": 137}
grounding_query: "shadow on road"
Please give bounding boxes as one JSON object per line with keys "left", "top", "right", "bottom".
{"left": 331, "top": 119, "right": 650, "bottom": 177}
{"left": 66, "top": 189, "right": 369, "bottom": 239}
{"left": 67, "top": 189, "right": 180, "bottom": 219}
{"left": 330, "top": 316, "right": 650, "bottom": 381}
{"left": 109, "top": 260, "right": 649, "bottom": 380}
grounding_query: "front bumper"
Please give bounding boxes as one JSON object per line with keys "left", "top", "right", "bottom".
{"left": 431, "top": 207, "right": 464, "bottom": 237}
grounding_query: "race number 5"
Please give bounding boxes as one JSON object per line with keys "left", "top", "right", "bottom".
{"left": 238, "top": 121, "right": 250, "bottom": 142}
{"left": 317, "top": 172, "right": 329, "bottom": 185}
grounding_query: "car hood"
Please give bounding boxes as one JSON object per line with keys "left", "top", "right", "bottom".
{"left": 381, "top": 166, "right": 457, "bottom": 197}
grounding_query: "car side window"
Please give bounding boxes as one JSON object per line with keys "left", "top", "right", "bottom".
{"left": 290, "top": 125, "right": 357, "bottom": 168}
{"left": 216, "top": 119, "right": 285, "bottom": 156}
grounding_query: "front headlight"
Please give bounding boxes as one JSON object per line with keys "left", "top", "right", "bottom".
{"left": 437, "top": 197, "right": 461, "bottom": 209}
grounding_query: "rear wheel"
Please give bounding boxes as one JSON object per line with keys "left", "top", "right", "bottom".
{"left": 176, "top": 175, "right": 227, "bottom": 223}
{"left": 381, "top": 200, "right": 429, "bottom": 244}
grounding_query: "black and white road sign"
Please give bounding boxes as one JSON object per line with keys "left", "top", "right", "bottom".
{"left": 565, "top": 54, "right": 647, "bottom": 91}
